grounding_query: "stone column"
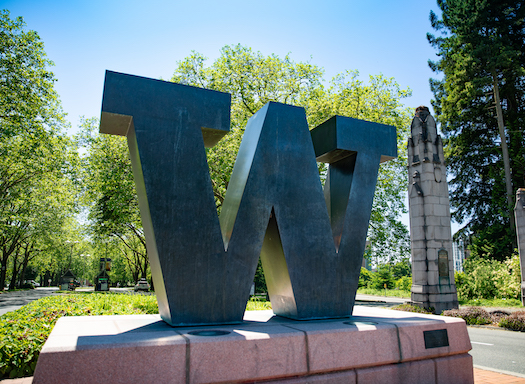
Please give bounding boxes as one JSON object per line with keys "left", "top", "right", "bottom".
{"left": 514, "top": 188, "right": 525, "bottom": 306}
{"left": 408, "top": 106, "right": 458, "bottom": 314}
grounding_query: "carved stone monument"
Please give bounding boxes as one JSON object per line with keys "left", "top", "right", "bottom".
{"left": 408, "top": 106, "right": 458, "bottom": 313}
{"left": 514, "top": 188, "right": 525, "bottom": 305}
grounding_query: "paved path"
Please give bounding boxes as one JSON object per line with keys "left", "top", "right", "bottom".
{"left": 0, "top": 287, "right": 58, "bottom": 316}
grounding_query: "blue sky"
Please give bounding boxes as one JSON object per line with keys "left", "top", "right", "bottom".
{"left": 4, "top": 0, "right": 442, "bottom": 132}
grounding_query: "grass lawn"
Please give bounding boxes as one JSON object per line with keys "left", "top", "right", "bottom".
{"left": 356, "top": 287, "right": 411, "bottom": 298}
{"left": 458, "top": 297, "right": 523, "bottom": 308}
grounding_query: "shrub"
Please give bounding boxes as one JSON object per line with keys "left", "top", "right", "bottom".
{"left": 457, "top": 253, "right": 521, "bottom": 301}
{"left": 369, "top": 264, "right": 395, "bottom": 290}
{"left": 246, "top": 297, "right": 272, "bottom": 311}
{"left": 358, "top": 267, "right": 373, "bottom": 288}
{"left": 395, "top": 276, "right": 412, "bottom": 291}
{"left": 392, "top": 303, "right": 433, "bottom": 314}
{"left": 489, "top": 310, "right": 511, "bottom": 324}
{"left": 0, "top": 293, "right": 159, "bottom": 379}
{"left": 442, "top": 307, "right": 491, "bottom": 325}
{"left": 498, "top": 311, "right": 525, "bottom": 331}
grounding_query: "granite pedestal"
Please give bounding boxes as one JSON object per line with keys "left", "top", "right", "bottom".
{"left": 33, "top": 307, "right": 473, "bottom": 384}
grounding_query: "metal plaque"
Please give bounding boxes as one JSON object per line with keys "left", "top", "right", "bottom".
{"left": 438, "top": 249, "right": 449, "bottom": 277}
{"left": 424, "top": 329, "right": 449, "bottom": 349}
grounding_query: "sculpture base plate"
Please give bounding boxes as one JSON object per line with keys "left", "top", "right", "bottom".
{"left": 33, "top": 307, "right": 473, "bottom": 384}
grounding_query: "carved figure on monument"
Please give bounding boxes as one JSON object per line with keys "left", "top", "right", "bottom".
{"left": 408, "top": 106, "right": 458, "bottom": 313}
{"left": 514, "top": 188, "right": 525, "bottom": 305}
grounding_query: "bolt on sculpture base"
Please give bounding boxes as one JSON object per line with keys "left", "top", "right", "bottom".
{"left": 100, "top": 70, "right": 396, "bottom": 326}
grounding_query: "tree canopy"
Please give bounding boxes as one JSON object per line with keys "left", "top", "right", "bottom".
{"left": 79, "top": 118, "right": 148, "bottom": 283}
{"left": 172, "top": 44, "right": 413, "bottom": 264}
{"left": 0, "top": 10, "right": 79, "bottom": 288}
{"left": 428, "top": 0, "right": 525, "bottom": 260}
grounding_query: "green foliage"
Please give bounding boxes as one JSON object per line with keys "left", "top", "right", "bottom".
{"left": 357, "top": 287, "right": 411, "bottom": 298}
{"left": 246, "top": 297, "right": 272, "bottom": 311}
{"left": 459, "top": 297, "right": 523, "bottom": 307}
{"left": 428, "top": 1, "right": 525, "bottom": 259}
{"left": 369, "top": 264, "right": 395, "bottom": 290}
{"left": 253, "top": 259, "right": 267, "bottom": 293}
{"left": 78, "top": 119, "right": 148, "bottom": 283}
{"left": 391, "top": 258, "right": 411, "bottom": 279}
{"left": 0, "top": 10, "right": 63, "bottom": 138}
{"left": 498, "top": 311, "right": 525, "bottom": 331}
{"left": 359, "top": 260, "right": 412, "bottom": 292}
{"left": 442, "top": 307, "right": 492, "bottom": 325}
{"left": 392, "top": 303, "right": 433, "bottom": 314}
{"left": 455, "top": 252, "right": 521, "bottom": 300}
{"left": 395, "top": 276, "right": 412, "bottom": 292}
{"left": 0, "top": 293, "right": 158, "bottom": 379}
{"left": 358, "top": 267, "right": 373, "bottom": 288}
{"left": 171, "top": 45, "right": 412, "bottom": 264}
{"left": 0, "top": 10, "right": 79, "bottom": 290}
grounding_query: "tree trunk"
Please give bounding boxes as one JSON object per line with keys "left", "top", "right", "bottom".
{"left": 0, "top": 260, "right": 6, "bottom": 290}
{"left": 18, "top": 243, "right": 33, "bottom": 287}
{"left": 492, "top": 73, "right": 517, "bottom": 248}
{"left": 9, "top": 250, "right": 20, "bottom": 289}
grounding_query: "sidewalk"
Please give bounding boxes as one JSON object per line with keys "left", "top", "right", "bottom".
{"left": 2, "top": 368, "right": 524, "bottom": 383}
{"left": 474, "top": 367, "right": 525, "bottom": 383}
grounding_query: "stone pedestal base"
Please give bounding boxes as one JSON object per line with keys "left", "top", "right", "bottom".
{"left": 411, "top": 283, "right": 459, "bottom": 314}
{"left": 33, "top": 307, "right": 473, "bottom": 384}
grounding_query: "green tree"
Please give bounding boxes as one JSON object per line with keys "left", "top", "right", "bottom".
{"left": 428, "top": 0, "right": 525, "bottom": 260}
{"left": 172, "top": 45, "right": 412, "bottom": 265}
{"left": 456, "top": 252, "right": 521, "bottom": 300}
{"left": 391, "top": 258, "right": 412, "bottom": 279}
{"left": 369, "top": 264, "right": 395, "bottom": 290}
{"left": 79, "top": 118, "right": 149, "bottom": 282}
{"left": 0, "top": 10, "right": 77, "bottom": 289}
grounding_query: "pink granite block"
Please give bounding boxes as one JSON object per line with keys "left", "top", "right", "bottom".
{"left": 435, "top": 354, "right": 474, "bottom": 384}
{"left": 396, "top": 317, "right": 471, "bottom": 361}
{"left": 180, "top": 324, "right": 307, "bottom": 383}
{"left": 356, "top": 359, "right": 435, "bottom": 384}
{"left": 286, "top": 320, "right": 400, "bottom": 373}
{"left": 33, "top": 343, "right": 186, "bottom": 384}
{"left": 33, "top": 315, "right": 187, "bottom": 384}
{"left": 352, "top": 306, "right": 471, "bottom": 362}
{"left": 271, "top": 370, "right": 356, "bottom": 384}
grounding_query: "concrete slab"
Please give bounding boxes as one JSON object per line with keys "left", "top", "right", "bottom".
{"left": 32, "top": 307, "right": 473, "bottom": 384}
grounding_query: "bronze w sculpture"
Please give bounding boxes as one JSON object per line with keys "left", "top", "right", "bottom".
{"left": 100, "top": 71, "right": 397, "bottom": 326}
